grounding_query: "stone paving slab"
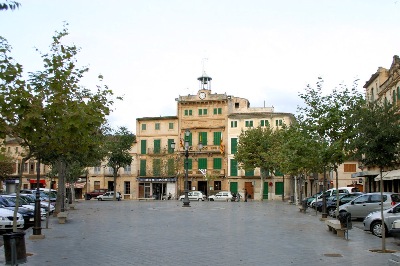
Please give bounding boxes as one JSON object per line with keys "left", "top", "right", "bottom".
{"left": 0, "top": 200, "right": 399, "bottom": 266}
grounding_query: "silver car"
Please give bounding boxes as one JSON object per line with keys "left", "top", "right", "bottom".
{"left": 338, "top": 192, "right": 400, "bottom": 219}
{"left": 363, "top": 202, "right": 400, "bottom": 237}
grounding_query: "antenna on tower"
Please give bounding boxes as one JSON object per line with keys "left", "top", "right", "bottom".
{"left": 202, "top": 58, "right": 208, "bottom": 75}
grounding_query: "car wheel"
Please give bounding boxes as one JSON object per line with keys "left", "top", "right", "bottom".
{"left": 198, "top": 198, "right": 201, "bottom": 201}
{"left": 98, "top": 198, "right": 102, "bottom": 201}
{"left": 327, "top": 208, "right": 335, "bottom": 217}
{"left": 371, "top": 221, "right": 387, "bottom": 237}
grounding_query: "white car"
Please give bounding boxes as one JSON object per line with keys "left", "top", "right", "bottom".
{"left": 97, "top": 191, "right": 122, "bottom": 201}
{"left": 179, "top": 191, "right": 206, "bottom": 201}
{"left": 208, "top": 191, "right": 233, "bottom": 201}
{"left": 0, "top": 208, "right": 24, "bottom": 230}
{"left": 2, "top": 195, "right": 47, "bottom": 220}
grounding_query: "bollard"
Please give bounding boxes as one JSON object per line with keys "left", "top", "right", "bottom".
{"left": 3, "top": 231, "right": 27, "bottom": 265}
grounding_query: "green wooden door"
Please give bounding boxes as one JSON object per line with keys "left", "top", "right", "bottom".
{"left": 230, "top": 182, "right": 238, "bottom": 193}
{"left": 263, "top": 182, "right": 269, "bottom": 199}
{"left": 275, "top": 182, "right": 284, "bottom": 195}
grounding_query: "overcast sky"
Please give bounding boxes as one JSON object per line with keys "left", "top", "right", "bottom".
{"left": 1, "top": 0, "right": 400, "bottom": 133}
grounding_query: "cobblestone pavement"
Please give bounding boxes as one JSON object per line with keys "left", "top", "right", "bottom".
{"left": 1, "top": 200, "right": 399, "bottom": 266}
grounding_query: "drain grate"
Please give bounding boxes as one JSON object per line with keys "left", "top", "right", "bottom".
{"left": 324, "top": 253, "right": 343, "bottom": 257}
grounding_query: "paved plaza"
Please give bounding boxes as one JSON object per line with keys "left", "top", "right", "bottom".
{"left": 0, "top": 200, "right": 399, "bottom": 266}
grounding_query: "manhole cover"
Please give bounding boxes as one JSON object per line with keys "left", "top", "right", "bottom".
{"left": 324, "top": 253, "right": 343, "bottom": 257}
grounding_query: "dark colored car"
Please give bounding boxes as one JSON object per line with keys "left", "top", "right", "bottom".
{"left": 316, "top": 192, "right": 364, "bottom": 217}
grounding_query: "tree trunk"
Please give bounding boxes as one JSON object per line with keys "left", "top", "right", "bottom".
{"left": 13, "top": 157, "right": 28, "bottom": 232}
{"left": 55, "top": 158, "right": 66, "bottom": 215}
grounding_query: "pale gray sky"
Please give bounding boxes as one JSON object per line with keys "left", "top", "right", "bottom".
{"left": 1, "top": 0, "right": 400, "bottom": 133}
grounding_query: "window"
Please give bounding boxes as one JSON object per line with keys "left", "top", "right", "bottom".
{"left": 124, "top": 164, "right": 131, "bottom": 174}
{"left": 260, "top": 120, "right": 270, "bottom": 127}
{"left": 213, "top": 108, "right": 222, "bottom": 115}
{"left": 124, "top": 181, "right": 130, "bottom": 194}
{"left": 245, "top": 169, "right": 254, "bottom": 176}
{"left": 184, "top": 110, "right": 193, "bottom": 116}
{"left": 187, "top": 158, "right": 192, "bottom": 170}
{"left": 213, "top": 132, "right": 222, "bottom": 145}
{"left": 276, "top": 119, "right": 283, "bottom": 126}
{"left": 198, "top": 108, "right": 208, "bottom": 116}
{"left": 154, "top": 139, "right": 161, "bottom": 154}
{"left": 343, "top": 164, "right": 356, "bottom": 172}
{"left": 371, "top": 88, "right": 375, "bottom": 102}
{"left": 230, "top": 121, "right": 238, "bottom": 128}
{"left": 231, "top": 138, "right": 238, "bottom": 154}
{"left": 275, "top": 182, "right": 284, "bottom": 195}
{"left": 169, "top": 122, "right": 174, "bottom": 129}
{"left": 140, "top": 160, "right": 146, "bottom": 176}
{"left": 230, "top": 159, "right": 238, "bottom": 176}
{"left": 153, "top": 159, "right": 161, "bottom": 176}
{"left": 235, "top": 102, "right": 239, "bottom": 108}
{"left": 167, "top": 159, "right": 174, "bottom": 175}
{"left": 108, "top": 167, "right": 114, "bottom": 174}
{"left": 198, "top": 158, "right": 207, "bottom": 170}
{"left": 155, "top": 123, "right": 160, "bottom": 130}
{"left": 94, "top": 181, "right": 100, "bottom": 190}
{"left": 94, "top": 166, "right": 101, "bottom": 174}
{"left": 168, "top": 139, "right": 175, "bottom": 154}
{"left": 141, "top": 124, "right": 146, "bottom": 130}
{"left": 141, "top": 140, "right": 147, "bottom": 154}
{"left": 213, "top": 158, "right": 222, "bottom": 169}
{"left": 199, "top": 132, "right": 207, "bottom": 146}
{"left": 214, "top": 181, "right": 221, "bottom": 190}
{"left": 245, "top": 120, "right": 253, "bottom": 127}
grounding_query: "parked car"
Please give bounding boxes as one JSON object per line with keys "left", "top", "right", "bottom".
{"left": 86, "top": 189, "right": 108, "bottom": 200}
{"left": 97, "top": 191, "right": 121, "bottom": 201}
{"left": 389, "top": 219, "right": 400, "bottom": 236}
{"left": 339, "top": 192, "right": 400, "bottom": 219}
{"left": 0, "top": 208, "right": 24, "bottom": 231}
{"left": 0, "top": 195, "right": 47, "bottom": 220}
{"left": 18, "top": 193, "right": 55, "bottom": 213}
{"left": 208, "top": 191, "right": 233, "bottom": 201}
{"left": 0, "top": 197, "right": 35, "bottom": 228}
{"left": 363, "top": 202, "right": 400, "bottom": 237}
{"left": 315, "top": 192, "right": 364, "bottom": 216}
{"left": 179, "top": 191, "right": 206, "bottom": 201}
{"left": 310, "top": 187, "right": 359, "bottom": 207}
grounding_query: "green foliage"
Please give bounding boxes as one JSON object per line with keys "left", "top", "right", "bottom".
{"left": 0, "top": 1, "right": 20, "bottom": 11}
{"left": 350, "top": 101, "right": 400, "bottom": 169}
{"left": 234, "top": 126, "right": 276, "bottom": 176}
{"left": 0, "top": 151, "right": 13, "bottom": 179}
{"left": 297, "top": 78, "right": 365, "bottom": 167}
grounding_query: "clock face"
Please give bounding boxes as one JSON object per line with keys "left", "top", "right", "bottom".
{"left": 199, "top": 92, "right": 206, "bottom": 99}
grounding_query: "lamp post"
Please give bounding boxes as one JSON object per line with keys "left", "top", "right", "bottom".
{"left": 33, "top": 157, "right": 42, "bottom": 235}
{"left": 182, "top": 129, "right": 191, "bottom": 207}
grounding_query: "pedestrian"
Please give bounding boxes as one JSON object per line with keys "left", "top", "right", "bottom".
{"left": 244, "top": 189, "right": 248, "bottom": 202}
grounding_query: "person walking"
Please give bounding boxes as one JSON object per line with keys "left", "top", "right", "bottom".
{"left": 244, "top": 189, "right": 248, "bottom": 202}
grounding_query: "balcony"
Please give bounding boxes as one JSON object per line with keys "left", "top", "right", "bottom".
{"left": 187, "top": 169, "right": 225, "bottom": 177}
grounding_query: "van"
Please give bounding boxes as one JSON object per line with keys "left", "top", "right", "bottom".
{"left": 310, "top": 187, "right": 359, "bottom": 207}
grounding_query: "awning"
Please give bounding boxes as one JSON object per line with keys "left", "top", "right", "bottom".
{"left": 351, "top": 171, "right": 379, "bottom": 178}
{"left": 29, "top": 179, "right": 46, "bottom": 185}
{"left": 374, "top": 169, "right": 400, "bottom": 181}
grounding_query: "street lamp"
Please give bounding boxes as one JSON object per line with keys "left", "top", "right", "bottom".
{"left": 182, "top": 129, "right": 191, "bottom": 207}
{"left": 33, "top": 156, "right": 42, "bottom": 236}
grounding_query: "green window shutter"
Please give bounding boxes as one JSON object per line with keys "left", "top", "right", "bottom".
{"left": 266, "top": 120, "right": 269, "bottom": 126}
{"left": 245, "top": 169, "right": 254, "bottom": 176}
{"left": 198, "top": 158, "right": 207, "bottom": 169}
{"left": 140, "top": 140, "right": 147, "bottom": 154}
{"left": 279, "top": 120, "right": 282, "bottom": 126}
{"left": 187, "top": 158, "right": 192, "bottom": 170}
{"left": 231, "top": 138, "right": 238, "bottom": 154}
{"left": 204, "top": 109, "right": 208, "bottom": 115}
{"left": 199, "top": 132, "right": 207, "bottom": 145}
{"left": 154, "top": 139, "right": 161, "bottom": 154}
{"left": 167, "top": 159, "right": 174, "bottom": 175}
{"left": 188, "top": 133, "right": 192, "bottom": 146}
{"left": 141, "top": 124, "right": 146, "bottom": 130}
{"left": 213, "top": 108, "right": 217, "bottom": 115}
{"left": 250, "top": 121, "right": 253, "bottom": 127}
{"left": 199, "top": 109, "right": 203, "bottom": 115}
{"left": 234, "top": 121, "right": 237, "bottom": 127}
{"left": 169, "top": 123, "right": 173, "bottom": 129}
{"left": 213, "top": 158, "right": 222, "bottom": 169}
{"left": 213, "top": 132, "right": 221, "bottom": 145}
{"left": 168, "top": 139, "right": 174, "bottom": 154}
{"left": 153, "top": 159, "right": 161, "bottom": 176}
{"left": 274, "top": 169, "right": 284, "bottom": 176}
{"left": 245, "top": 121, "right": 249, "bottom": 127}
{"left": 275, "top": 182, "right": 284, "bottom": 195}
{"left": 189, "top": 110, "right": 192, "bottom": 116}
{"left": 276, "top": 120, "right": 278, "bottom": 126}
{"left": 184, "top": 110, "right": 188, "bottom": 116}
{"left": 261, "top": 120, "right": 264, "bottom": 126}
{"left": 218, "top": 108, "right": 222, "bottom": 114}
{"left": 140, "top": 160, "right": 146, "bottom": 176}
{"left": 155, "top": 123, "right": 160, "bottom": 130}
{"left": 230, "top": 159, "right": 238, "bottom": 176}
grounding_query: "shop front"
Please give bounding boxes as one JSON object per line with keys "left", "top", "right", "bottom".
{"left": 137, "top": 177, "right": 176, "bottom": 200}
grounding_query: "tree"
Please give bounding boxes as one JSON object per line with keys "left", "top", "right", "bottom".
{"left": 104, "top": 127, "right": 135, "bottom": 201}
{"left": 297, "top": 77, "right": 364, "bottom": 215}
{"left": 234, "top": 126, "right": 277, "bottom": 201}
{"left": 349, "top": 101, "right": 400, "bottom": 252}
{"left": 0, "top": 149, "right": 14, "bottom": 180}
{"left": 0, "top": 1, "right": 20, "bottom": 11}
